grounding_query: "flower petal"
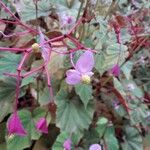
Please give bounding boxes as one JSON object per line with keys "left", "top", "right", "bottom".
{"left": 85, "top": 71, "right": 94, "bottom": 77}
{"left": 7, "top": 112, "right": 27, "bottom": 136}
{"left": 89, "top": 144, "right": 102, "bottom": 150}
{"left": 76, "top": 51, "right": 94, "bottom": 73}
{"left": 66, "top": 69, "right": 81, "bottom": 85}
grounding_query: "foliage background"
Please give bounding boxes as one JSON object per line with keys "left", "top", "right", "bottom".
{"left": 0, "top": 0, "right": 150, "bottom": 150}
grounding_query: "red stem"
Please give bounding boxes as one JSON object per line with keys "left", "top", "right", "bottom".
{"left": 45, "top": 35, "right": 64, "bottom": 45}
{"left": 67, "top": 17, "right": 83, "bottom": 35}
{"left": 0, "top": 1, "right": 38, "bottom": 34}
{"left": 22, "top": 65, "right": 44, "bottom": 78}
{"left": 45, "top": 66, "right": 54, "bottom": 103}
{"left": 0, "top": 30, "right": 30, "bottom": 38}
{"left": 0, "top": 47, "right": 26, "bottom": 52}
{"left": 18, "top": 51, "right": 31, "bottom": 71}
{"left": 14, "top": 70, "right": 21, "bottom": 112}
{"left": 0, "top": 19, "right": 19, "bottom": 24}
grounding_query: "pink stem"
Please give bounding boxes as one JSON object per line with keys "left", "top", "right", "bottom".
{"left": 22, "top": 65, "right": 44, "bottom": 78}
{"left": 18, "top": 50, "right": 31, "bottom": 71}
{"left": 14, "top": 70, "right": 21, "bottom": 112}
{"left": 126, "top": 16, "right": 139, "bottom": 43}
{"left": 0, "top": 30, "right": 30, "bottom": 38}
{"left": 0, "top": 19, "right": 19, "bottom": 24}
{"left": 67, "top": 17, "right": 83, "bottom": 35}
{"left": 51, "top": 44, "right": 66, "bottom": 48}
{"left": 0, "top": 47, "right": 26, "bottom": 52}
{"left": 70, "top": 52, "right": 76, "bottom": 68}
{"left": 0, "top": 1, "right": 38, "bottom": 34}
{"left": 45, "top": 35, "right": 64, "bottom": 45}
{"left": 45, "top": 66, "right": 54, "bottom": 103}
{"left": 4, "top": 65, "right": 44, "bottom": 78}
{"left": 3, "top": 72, "right": 20, "bottom": 78}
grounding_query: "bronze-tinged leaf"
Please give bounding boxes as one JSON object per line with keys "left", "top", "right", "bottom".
{"left": 115, "top": 15, "right": 128, "bottom": 28}
{"left": 45, "top": 31, "right": 62, "bottom": 39}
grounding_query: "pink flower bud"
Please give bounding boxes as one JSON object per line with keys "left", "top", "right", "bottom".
{"left": 36, "top": 118, "right": 48, "bottom": 134}
{"left": 7, "top": 112, "right": 27, "bottom": 136}
{"left": 110, "top": 64, "right": 120, "bottom": 77}
{"left": 63, "top": 139, "right": 72, "bottom": 150}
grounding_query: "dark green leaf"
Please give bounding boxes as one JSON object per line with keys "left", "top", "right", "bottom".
{"left": 53, "top": 131, "right": 79, "bottom": 150}
{"left": 96, "top": 117, "right": 108, "bottom": 138}
{"left": 121, "top": 126, "right": 143, "bottom": 150}
{"left": 104, "top": 126, "right": 119, "bottom": 150}
{"left": 55, "top": 89, "right": 94, "bottom": 136}
{"left": 0, "top": 78, "right": 16, "bottom": 102}
{"left": 0, "top": 52, "right": 21, "bottom": 76}
{"left": 75, "top": 84, "right": 93, "bottom": 108}
{"left": 121, "top": 61, "right": 133, "bottom": 80}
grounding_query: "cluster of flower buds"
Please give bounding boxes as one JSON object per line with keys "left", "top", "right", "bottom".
{"left": 7, "top": 112, "right": 48, "bottom": 136}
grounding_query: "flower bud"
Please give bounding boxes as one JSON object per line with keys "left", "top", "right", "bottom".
{"left": 32, "top": 43, "right": 40, "bottom": 53}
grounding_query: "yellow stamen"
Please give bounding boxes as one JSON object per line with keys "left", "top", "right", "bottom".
{"left": 81, "top": 75, "right": 91, "bottom": 84}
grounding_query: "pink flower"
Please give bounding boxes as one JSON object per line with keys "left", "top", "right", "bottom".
{"left": 110, "top": 64, "right": 120, "bottom": 77}
{"left": 89, "top": 144, "right": 102, "bottom": 150}
{"left": 63, "top": 139, "right": 71, "bottom": 150}
{"left": 66, "top": 51, "right": 94, "bottom": 85}
{"left": 59, "top": 14, "right": 75, "bottom": 29}
{"left": 36, "top": 118, "right": 48, "bottom": 134}
{"left": 7, "top": 112, "right": 27, "bottom": 136}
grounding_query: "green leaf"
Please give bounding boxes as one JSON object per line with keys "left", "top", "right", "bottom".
{"left": 0, "top": 77, "right": 25, "bottom": 102}
{"left": 113, "top": 77, "right": 126, "bottom": 97}
{"left": 0, "top": 143, "right": 6, "bottom": 150}
{"left": 0, "top": 101, "right": 11, "bottom": 122}
{"left": 55, "top": 89, "right": 94, "bottom": 136}
{"left": 39, "top": 87, "right": 51, "bottom": 106}
{"left": 56, "top": 0, "right": 80, "bottom": 17}
{"left": 0, "top": 52, "right": 21, "bottom": 76}
{"left": 53, "top": 131, "right": 79, "bottom": 150}
{"left": 106, "top": 43, "right": 128, "bottom": 55}
{"left": 123, "top": 80, "right": 144, "bottom": 98}
{"left": 12, "top": 0, "right": 54, "bottom": 22}
{"left": 104, "top": 126, "right": 119, "bottom": 150}
{"left": 121, "top": 126, "right": 143, "bottom": 150}
{"left": 84, "top": 129, "right": 100, "bottom": 149}
{"left": 52, "top": 132, "right": 69, "bottom": 150}
{"left": 95, "top": 43, "right": 128, "bottom": 75}
{"left": 0, "top": 78, "right": 16, "bottom": 102}
{"left": 130, "top": 103, "right": 149, "bottom": 125}
{"left": 95, "top": 117, "right": 108, "bottom": 138}
{"left": 47, "top": 53, "right": 65, "bottom": 75}
{"left": 114, "top": 105, "right": 127, "bottom": 117}
{"left": 75, "top": 84, "right": 93, "bottom": 108}
{"left": 95, "top": 53, "right": 105, "bottom": 75}
{"left": 0, "top": 1, "right": 15, "bottom": 18}
{"left": 21, "top": 76, "right": 35, "bottom": 87}
{"left": 0, "top": 122, "right": 6, "bottom": 144}
{"left": 104, "top": 134, "right": 119, "bottom": 150}
{"left": 121, "top": 61, "right": 133, "bottom": 80}
{"left": 6, "top": 108, "right": 51, "bottom": 150}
